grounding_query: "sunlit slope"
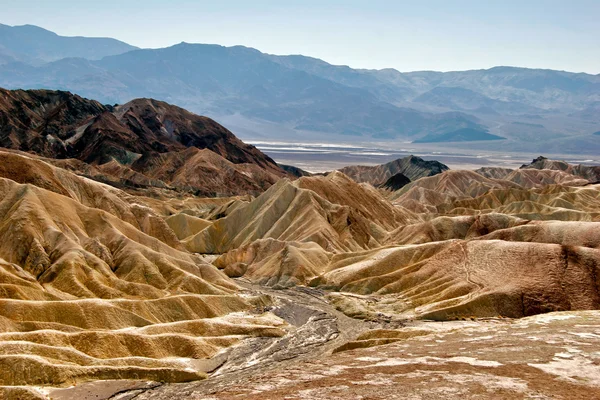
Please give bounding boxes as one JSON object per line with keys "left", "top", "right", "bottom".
{"left": 315, "top": 239, "right": 599, "bottom": 320}
{"left": 204, "top": 167, "right": 600, "bottom": 321}
{"left": 2, "top": 146, "right": 600, "bottom": 388}
{"left": 0, "top": 153, "right": 286, "bottom": 386}
{"left": 186, "top": 172, "right": 417, "bottom": 254}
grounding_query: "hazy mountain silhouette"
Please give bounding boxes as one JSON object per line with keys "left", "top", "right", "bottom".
{"left": 0, "top": 24, "right": 137, "bottom": 64}
{"left": 1, "top": 25, "right": 599, "bottom": 150}
{"left": 414, "top": 128, "right": 505, "bottom": 143}
{"left": 0, "top": 42, "right": 481, "bottom": 139}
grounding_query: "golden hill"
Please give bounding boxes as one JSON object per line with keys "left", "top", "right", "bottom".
{"left": 185, "top": 172, "right": 417, "bottom": 255}
{"left": 198, "top": 166, "right": 600, "bottom": 322}
{"left": 0, "top": 151, "right": 287, "bottom": 387}
{"left": 315, "top": 239, "right": 600, "bottom": 320}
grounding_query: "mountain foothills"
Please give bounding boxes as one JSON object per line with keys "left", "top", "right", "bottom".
{"left": 0, "top": 85, "right": 599, "bottom": 398}
{"left": 1, "top": 24, "right": 600, "bottom": 153}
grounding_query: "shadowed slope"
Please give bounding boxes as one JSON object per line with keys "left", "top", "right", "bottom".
{"left": 379, "top": 172, "right": 411, "bottom": 191}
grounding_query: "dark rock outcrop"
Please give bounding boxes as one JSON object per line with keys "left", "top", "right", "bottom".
{"left": 378, "top": 172, "right": 411, "bottom": 191}
{"left": 339, "top": 155, "right": 449, "bottom": 186}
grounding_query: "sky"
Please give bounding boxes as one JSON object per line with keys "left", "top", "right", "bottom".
{"left": 1, "top": 0, "right": 599, "bottom": 73}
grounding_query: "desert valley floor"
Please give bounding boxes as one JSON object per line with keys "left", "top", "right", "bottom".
{"left": 0, "top": 89, "right": 599, "bottom": 399}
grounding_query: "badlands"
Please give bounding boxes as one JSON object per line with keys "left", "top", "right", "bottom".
{"left": 0, "top": 89, "right": 599, "bottom": 399}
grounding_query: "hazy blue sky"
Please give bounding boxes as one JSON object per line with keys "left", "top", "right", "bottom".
{"left": 2, "top": 0, "right": 599, "bottom": 73}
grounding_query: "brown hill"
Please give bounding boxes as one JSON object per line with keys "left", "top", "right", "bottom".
{"left": 115, "top": 98, "right": 282, "bottom": 174}
{"left": 391, "top": 169, "right": 592, "bottom": 214}
{"left": 0, "top": 88, "right": 106, "bottom": 156}
{"left": 521, "top": 156, "right": 600, "bottom": 182}
{"left": 0, "top": 88, "right": 285, "bottom": 196}
{"left": 314, "top": 239, "right": 600, "bottom": 320}
{"left": 185, "top": 172, "right": 417, "bottom": 255}
{"left": 339, "top": 155, "right": 449, "bottom": 186}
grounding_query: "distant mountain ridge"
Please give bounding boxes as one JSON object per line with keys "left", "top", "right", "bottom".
{"left": 1, "top": 24, "right": 599, "bottom": 152}
{"left": 0, "top": 23, "right": 137, "bottom": 64}
{"left": 414, "top": 128, "right": 505, "bottom": 143}
{"left": 0, "top": 42, "right": 483, "bottom": 140}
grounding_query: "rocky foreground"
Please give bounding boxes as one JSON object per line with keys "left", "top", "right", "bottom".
{"left": 0, "top": 89, "right": 599, "bottom": 399}
{"left": 136, "top": 310, "right": 600, "bottom": 400}
{"left": 8, "top": 286, "right": 600, "bottom": 399}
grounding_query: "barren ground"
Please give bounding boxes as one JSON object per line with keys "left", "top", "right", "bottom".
{"left": 37, "top": 281, "right": 600, "bottom": 400}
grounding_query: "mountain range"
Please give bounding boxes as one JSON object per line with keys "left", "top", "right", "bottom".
{"left": 1, "top": 24, "right": 599, "bottom": 153}
{"left": 0, "top": 23, "right": 137, "bottom": 64}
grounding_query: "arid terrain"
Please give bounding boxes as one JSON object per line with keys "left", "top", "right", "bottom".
{"left": 0, "top": 89, "right": 599, "bottom": 399}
